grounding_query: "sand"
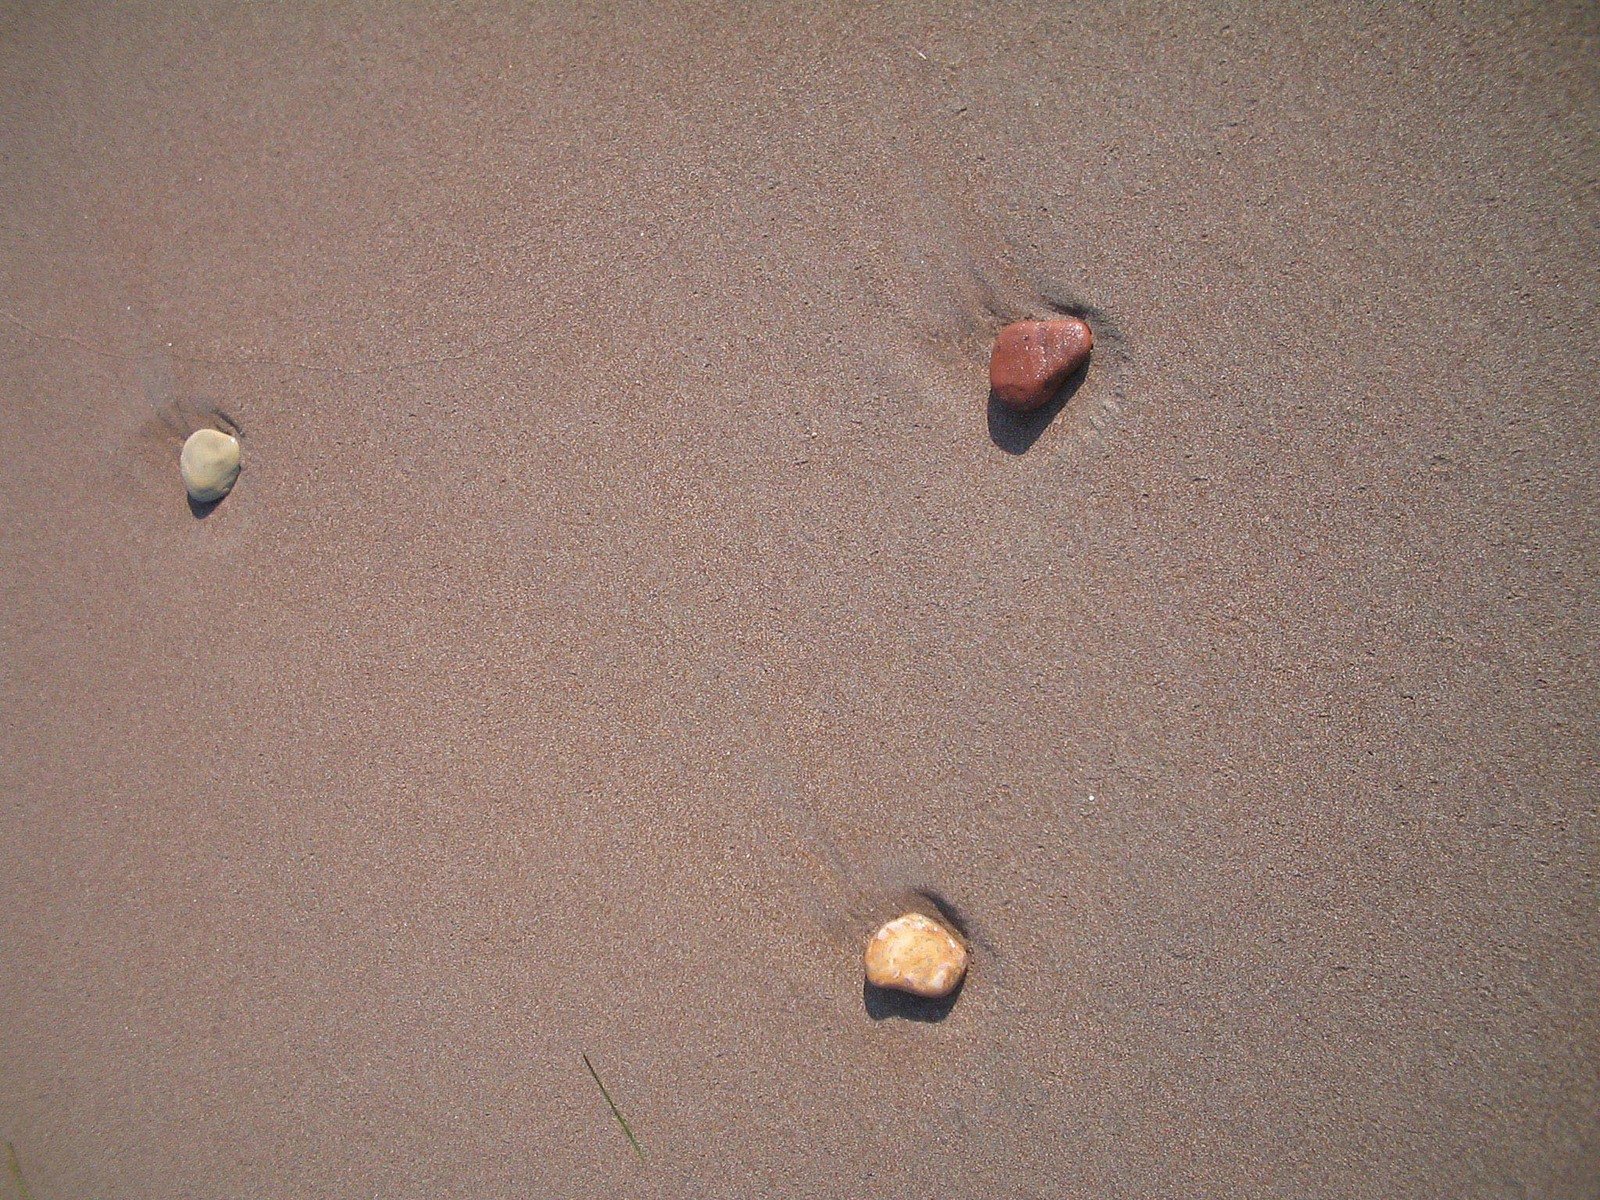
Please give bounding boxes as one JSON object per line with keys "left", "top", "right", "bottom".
{"left": 1, "top": 4, "right": 1596, "bottom": 1197}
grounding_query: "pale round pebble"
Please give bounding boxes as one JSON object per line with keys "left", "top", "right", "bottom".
{"left": 180, "top": 428, "right": 241, "bottom": 502}
{"left": 863, "top": 912, "right": 969, "bottom": 998}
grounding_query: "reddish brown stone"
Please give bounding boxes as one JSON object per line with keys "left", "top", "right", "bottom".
{"left": 988, "top": 317, "right": 1094, "bottom": 413}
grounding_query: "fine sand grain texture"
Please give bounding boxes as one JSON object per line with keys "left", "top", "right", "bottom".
{"left": 1, "top": 4, "right": 1596, "bottom": 1198}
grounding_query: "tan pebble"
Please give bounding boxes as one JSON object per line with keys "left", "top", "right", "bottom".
{"left": 180, "top": 428, "right": 241, "bottom": 502}
{"left": 864, "top": 912, "right": 969, "bottom": 998}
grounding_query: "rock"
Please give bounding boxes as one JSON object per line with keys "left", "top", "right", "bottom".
{"left": 988, "top": 317, "right": 1093, "bottom": 413}
{"left": 180, "top": 428, "right": 241, "bottom": 502}
{"left": 863, "top": 912, "right": 969, "bottom": 998}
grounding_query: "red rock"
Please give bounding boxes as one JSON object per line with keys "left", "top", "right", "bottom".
{"left": 988, "top": 317, "right": 1094, "bottom": 413}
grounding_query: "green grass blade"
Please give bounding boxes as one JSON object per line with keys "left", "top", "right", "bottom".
{"left": 582, "top": 1053, "right": 645, "bottom": 1163}
{"left": 5, "top": 1142, "right": 35, "bottom": 1200}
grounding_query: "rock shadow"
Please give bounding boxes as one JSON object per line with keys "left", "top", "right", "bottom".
{"left": 863, "top": 974, "right": 966, "bottom": 1023}
{"left": 986, "top": 359, "right": 1089, "bottom": 455}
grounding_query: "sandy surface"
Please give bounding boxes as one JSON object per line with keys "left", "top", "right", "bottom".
{"left": 1, "top": 4, "right": 1596, "bottom": 1197}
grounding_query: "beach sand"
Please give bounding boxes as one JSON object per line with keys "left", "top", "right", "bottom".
{"left": 1, "top": 4, "right": 1595, "bottom": 1196}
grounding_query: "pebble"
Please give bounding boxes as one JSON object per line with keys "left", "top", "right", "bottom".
{"left": 863, "top": 912, "right": 969, "bottom": 998}
{"left": 988, "top": 317, "right": 1094, "bottom": 413}
{"left": 180, "top": 428, "right": 241, "bottom": 502}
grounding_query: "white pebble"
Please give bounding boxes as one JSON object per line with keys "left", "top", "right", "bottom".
{"left": 180, "top": 429, "right": 241, "bottom": 502}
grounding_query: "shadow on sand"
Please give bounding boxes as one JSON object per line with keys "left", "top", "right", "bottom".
{"left": 985, "top": 359, "right": 1090, "bottom": 455}
{"left": 863, "top": 975, "right": 966, "bottom": 1023}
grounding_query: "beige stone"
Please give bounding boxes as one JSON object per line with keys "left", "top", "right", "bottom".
{"left": 863, "top": 912, "right": 968, "bottom": 998}
{"left": 180, "top": 428, "right": 241, "bottom": 502}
